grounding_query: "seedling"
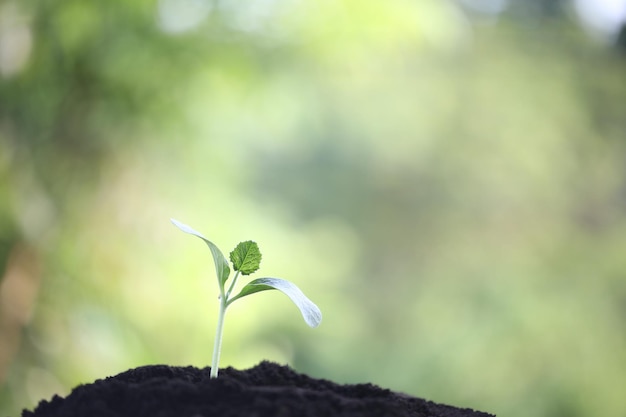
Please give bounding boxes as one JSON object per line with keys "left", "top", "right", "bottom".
{"left": 171, "top": 218, "right": 322, "bottom": 378}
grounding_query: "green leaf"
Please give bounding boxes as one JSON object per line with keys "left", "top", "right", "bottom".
{"left": 230, "top": 241, "right": 262, "bottom": 275}
{"left": 171, "top": 218, "right": 231, "bottom": 286}
{"left": 228, "top": 277, "right": 322, "bottom": 327}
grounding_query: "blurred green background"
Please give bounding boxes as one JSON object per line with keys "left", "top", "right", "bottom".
{"left": 2, "top": 0, "right": 626, "bottom": 416}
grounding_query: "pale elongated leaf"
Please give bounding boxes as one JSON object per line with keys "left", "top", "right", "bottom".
{"left": 229, "top": 277, "right": 322, "bottom": 327}
{"left": 171, "top": 218, "right": 230, "bottom": 286}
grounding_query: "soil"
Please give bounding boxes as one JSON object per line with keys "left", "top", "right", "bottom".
{"left": 22, "top": 361, "right": 494, "bottom": 417}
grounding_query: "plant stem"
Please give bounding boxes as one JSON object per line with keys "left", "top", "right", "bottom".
{"left": 225, "top": 271, "right": 241, "bottom": 299}
{"left": 210, "top": 270, "right": 242, "bottom": 378}
{"left": 210, "top": 295, "right": 227, "bottom": 378}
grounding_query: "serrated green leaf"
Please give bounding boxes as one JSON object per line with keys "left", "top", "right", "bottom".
{"left": 230, "top": 241, "right": 262, "bottom": 275}
{"left": 228, "top": 277, "right": 322, "bottom": 327}
{"left": 171, "top": 218, "right": 231, "bottom": 286}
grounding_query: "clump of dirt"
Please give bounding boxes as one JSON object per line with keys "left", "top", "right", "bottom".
{"left": 22, "top": 361, "right": 494, "bottom": 417}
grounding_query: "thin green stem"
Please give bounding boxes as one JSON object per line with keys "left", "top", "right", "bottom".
{"left": 211, "top": 270, "right": 242, "bottom": 378}
{"left": 210, "top": 294, "right": 228, "bottom": 378}
{"left": 225, "top": 270, "right": 241, "bottom": 299}
{"left": 211, "top": 267, "right": 252, "bottom": 378}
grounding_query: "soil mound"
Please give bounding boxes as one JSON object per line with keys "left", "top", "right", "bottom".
{"left": 22, "top": 361, "right": 494, "bottom": 417}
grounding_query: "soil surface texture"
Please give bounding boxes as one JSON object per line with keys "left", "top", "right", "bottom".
{"left": 22, "top": 361, "right": 494, "bottom": 417}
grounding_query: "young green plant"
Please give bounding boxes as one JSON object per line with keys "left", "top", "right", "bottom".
{"left": 171, "top": 218, "right": 322, "bottom": 378}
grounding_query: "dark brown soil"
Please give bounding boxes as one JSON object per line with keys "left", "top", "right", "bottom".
{"left": 22, "top": 361, "right": 494, "bottom": 417}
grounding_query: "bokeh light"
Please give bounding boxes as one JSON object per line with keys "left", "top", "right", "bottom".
{"left": 1, "top": 1, "right": 626, "bottom": 417}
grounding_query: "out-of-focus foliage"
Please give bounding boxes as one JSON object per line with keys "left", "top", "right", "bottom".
{"left": 1, "top": 0, "right": 626, "bottom": 416}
